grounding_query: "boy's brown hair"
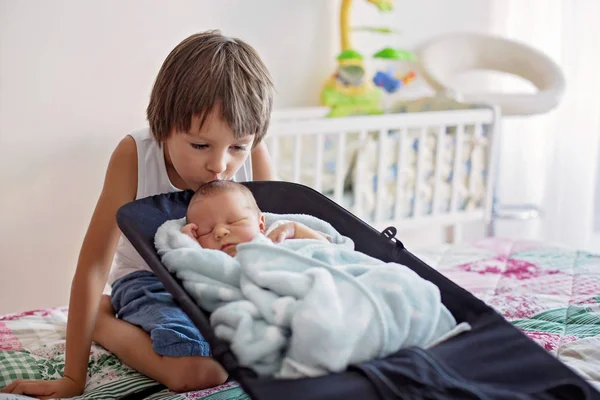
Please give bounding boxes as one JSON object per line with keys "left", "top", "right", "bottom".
{"left": 147, "top": 30, "right": 274, "bottom": 147}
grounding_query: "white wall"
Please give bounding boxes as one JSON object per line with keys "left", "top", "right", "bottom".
{"left": 0, "top": 0, "right": 498, "bottom": 314}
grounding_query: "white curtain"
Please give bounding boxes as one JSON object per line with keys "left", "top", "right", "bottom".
{"left": 489, "top": 0, "right": 600, "bottom": 248}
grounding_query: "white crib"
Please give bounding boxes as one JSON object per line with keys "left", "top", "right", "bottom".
{"left": 266, "top": 105, "right": 501, "bottom": 242}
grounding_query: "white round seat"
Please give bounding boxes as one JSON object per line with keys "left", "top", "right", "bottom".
{"left": 415, "top": 32, "right": 566, "bottom": 116}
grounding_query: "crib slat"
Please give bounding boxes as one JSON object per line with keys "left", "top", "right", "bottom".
{"left": 414, "top": 128, "right": 427, "bottom": 217}
{"left": 467, "top": 123, "right": 483, "bottom": 208}
{"left": 268, "top": 136, "right": 280, "bottom": 179}
{"left": 432, "top": 125, "right": 445, "bottom": 214}
{"left": 450, "top": 124, "right": 465, "bottom": 213}
{"left": 358, "top": 130, "right": 367, "bottom": 143}
{"left": 334, "top": 132, "right": 346, "bottom": 204}
{"left": 375, "top": 129, "right": 387, "bottom": 223}
{"left": 293, "top": 135, "right": 302, "bottom": 183}
{"left": 353, "top": 130, "right": 368, "bottom": 218}
{"left": 394, "top": 129, "right": 406, "bottom": 220}
{"left": 313, "top": 133, "right": 324, "bottom": 192}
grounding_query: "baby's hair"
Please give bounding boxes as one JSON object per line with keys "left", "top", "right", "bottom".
{"left": 186, "top": 180, "right": 260, "bottom": 220}
{"left": 147, "top": 30, "right": 274, "bottom": 147}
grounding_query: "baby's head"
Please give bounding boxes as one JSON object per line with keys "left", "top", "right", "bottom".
{"left": 183, "top": 180, "right": 265, "bottom": 256}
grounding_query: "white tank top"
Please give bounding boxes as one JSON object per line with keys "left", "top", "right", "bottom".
{"left": 107, "top": 128, "right": 253, "bottom": 285}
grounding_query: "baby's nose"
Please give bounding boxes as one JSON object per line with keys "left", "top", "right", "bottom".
{"left": 214, "top": 225, "right": 230, "bottom": 239}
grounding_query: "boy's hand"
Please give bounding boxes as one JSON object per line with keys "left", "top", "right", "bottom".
{"left": 267, "top": 222, "right": 329, "bottom": 243}
{"left": 1, "top": 376, "right": 83, "bottom": 399}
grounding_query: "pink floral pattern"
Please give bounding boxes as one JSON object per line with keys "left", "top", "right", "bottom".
{"left": 523, "top": 331, "right": 578, "bottom": 353}
{"left": 0, "top": 308, "right": 56, "bottom": 322}
{"left": 0, "top": 322, "right": 21, "bottom": 351}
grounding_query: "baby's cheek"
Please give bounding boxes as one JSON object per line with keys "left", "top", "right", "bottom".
{"left": 244, "top": 227, "right": 262, "bottom": 242}
{"left": 197, "top": 237, "right": 211, "bottom": 248}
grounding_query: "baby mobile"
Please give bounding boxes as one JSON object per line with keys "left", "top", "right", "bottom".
{"left": 321, "top": 0, "right": 417, "bottom": 117}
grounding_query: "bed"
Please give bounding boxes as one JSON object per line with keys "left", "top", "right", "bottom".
{"left": 1, "top": 238, "right": 599, "bottom": 398}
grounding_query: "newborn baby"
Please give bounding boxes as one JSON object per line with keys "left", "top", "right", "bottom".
{"left": 157, "top": 181, "right": 468, "bottom": 379}
{"left": 182, "top": 180, "right": 329, "bottom": 256}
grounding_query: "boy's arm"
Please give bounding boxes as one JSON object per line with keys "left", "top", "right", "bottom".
{"left": 251, "top": 141, "right": 275, "bottom": 180}
{"left": 1, "top": 136, "right": 138, "bottom": 398}
{"left": 64, "top": 136, "right": 138, "bottom": 387}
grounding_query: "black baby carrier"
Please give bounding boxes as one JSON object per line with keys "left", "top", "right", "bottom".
{"left": 116, "top": 181, "right": 600, "bottom": 400}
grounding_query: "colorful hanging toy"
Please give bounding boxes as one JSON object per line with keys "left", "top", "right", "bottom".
{"left": 320, "top": 0, "right": 417, "bottom": 117}
{"left": 372, "top": 47, "right": 417, "bottom": 93}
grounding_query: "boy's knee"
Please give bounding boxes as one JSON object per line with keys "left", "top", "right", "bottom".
{"left": 164, "top": 357, "right": 228, "bottom": 392}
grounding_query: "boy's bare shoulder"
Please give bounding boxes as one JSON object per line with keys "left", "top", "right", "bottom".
{"left": 102, "top": 135, "right": 138, "bottom": 199}
{"left": 112, "top": 135, "right": 137, "bottom": 163}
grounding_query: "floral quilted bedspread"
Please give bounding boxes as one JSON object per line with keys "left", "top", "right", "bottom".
{"left": 0, "top": 309, "right": 247, "bottom": 399}
{"left": 416, "top": 238, "right": 600, "bottom": 390}
{"left": 1, "top": 238, "right": 599, "bottom": 398}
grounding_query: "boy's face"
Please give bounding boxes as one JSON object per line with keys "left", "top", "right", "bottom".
{"left": 188, "top": 190, "right": 265, "bottom": 256}
{"left": 165, "top": 105, "right": 254, "bottom": 190}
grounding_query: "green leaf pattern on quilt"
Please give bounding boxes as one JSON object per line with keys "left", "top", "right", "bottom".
{"left": 88, "top": 352, "right": 133, "bottom": 378}
{"left": 0, "top": 344, "right": 248, "bottom": 399}
{"left": 34, "top": 347, "right": 65, "bottom": 381}
{"left": 513, "top": 304, "right": 600, "bottom": 338}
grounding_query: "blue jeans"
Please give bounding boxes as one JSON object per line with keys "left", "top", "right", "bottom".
{"left": 111, "top": 270, "right": 211, "bottom": 358}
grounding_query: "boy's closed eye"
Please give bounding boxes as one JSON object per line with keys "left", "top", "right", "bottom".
{"left": 189, "top": 143, "right": 248, "bottom": 152}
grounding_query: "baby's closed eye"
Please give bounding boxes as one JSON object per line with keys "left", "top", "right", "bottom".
{"left": 197, "top": 227, "right": 213, "bottom": 236}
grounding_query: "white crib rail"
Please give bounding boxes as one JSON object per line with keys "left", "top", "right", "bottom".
{"left": 266, "top": 106, "right": 499, "bottom": 237}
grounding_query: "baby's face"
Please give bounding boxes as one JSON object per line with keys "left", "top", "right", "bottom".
{"left": 186, "top": 190, "right": 265, "bottom": 256}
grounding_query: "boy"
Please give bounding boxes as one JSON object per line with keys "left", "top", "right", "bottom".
{"left": 2, "top": 30, "right": 275, "bottom": 398}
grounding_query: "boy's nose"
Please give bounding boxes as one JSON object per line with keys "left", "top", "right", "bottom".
{"left": 207, "top": 153, "right": 227, "bottom": 176}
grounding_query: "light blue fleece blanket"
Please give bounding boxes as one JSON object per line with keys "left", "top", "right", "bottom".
{"left": 154, "top": 214, "right": 470, "bottom": 378}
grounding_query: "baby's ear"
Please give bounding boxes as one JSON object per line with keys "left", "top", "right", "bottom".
{"left": 259, "top": 214, "right": 266, "bottom": 233}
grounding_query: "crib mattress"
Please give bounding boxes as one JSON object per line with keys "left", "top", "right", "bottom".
{"left": 1, "top": 238, "right": 599, "bottom": 398}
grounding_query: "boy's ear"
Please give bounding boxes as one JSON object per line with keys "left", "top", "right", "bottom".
{"left": 259, "top": 214, "right": 266, "bottom": 233}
